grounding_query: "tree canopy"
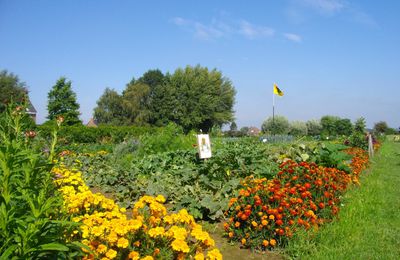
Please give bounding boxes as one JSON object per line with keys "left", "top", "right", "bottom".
{"left": 261, "top": 115, "right": 290, "bottom": 134}
{"left": 93, "top": 88, "right": 125, "bottom": 125}
{"left": 0, "top": 70, "right": 27, "bottom": 111}
{"left": 47, "top": 77, "right": 81, "bottom": 125}
{"left": 93, "top": 65, "right": 236, "bottom": 132}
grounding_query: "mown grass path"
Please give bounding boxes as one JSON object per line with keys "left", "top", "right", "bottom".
{"left": 286, "top": 141, "right": 400, "bottom": 259}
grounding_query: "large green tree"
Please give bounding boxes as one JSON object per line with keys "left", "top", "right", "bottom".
{"left": 373, "top": 121, "right": 389, "bottom": 134}
{"left": 93, "top": 88, "right": 125, "bottom": 125}
{"left": 122, "top": 82, "right": 151, "bottom": 125}
{"left": 261, "top": 115, "right": 290, "bottom": 134}
{"left": 155, "top": 65, "right": 236, "bottom": 132}
{"left": 47, "top": 77, "right": 81, "bottom": 125}
{"left": 0, "top": 70, "right": 27, "bottom": 111}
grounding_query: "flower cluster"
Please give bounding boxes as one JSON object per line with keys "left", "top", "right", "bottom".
{"left": 344, "top": 147, "right": 369, "bottom": 183}
{"left": 224, "top": 149, "right": 370, "bottom": 250}
{"left": 53, "top": 165, "right": 222, "bottom": 260}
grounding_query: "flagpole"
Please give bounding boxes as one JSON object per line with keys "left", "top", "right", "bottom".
{"left": 272, "top": 83, "right": 275, "bottom": 135}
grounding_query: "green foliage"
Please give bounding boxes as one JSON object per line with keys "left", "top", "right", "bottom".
{"left": 321, "top": 115, "right": 353, "bottom": 137}
{"left": 0, "top": 70, "right": 28, "bottom": 112}
{"left": 354, "top": 117, "right": 366, "bottom": 133}
{"left": 290, "top": 121, "right": 308, "bottom": 136}
{"left": 336, "top": 118, "right": 353, "bottom": 136}
{"left": 347, "top": 118, "right": 368, "bottom": 149}
{"left": 63, "top": 138, "right": 277, "bottom": 221}
{"left": 93, "top": 88, "right": 125, "bottom": 125}
{"left": 314, "top": 143, "right": 352, "bottom": 172}
{"left": 137, "top": 123, "right": 194, "bottom": 155}
{"left": 47, "top": 77, "right": 82, "bottom": 125}
{"left": 261, "top": 115, "right": 290, "bottom": 135}
{"left": 320, "top": 115, "right": 341, "bottom": 136}
{"left": 0, "top": 103, "right": 84, "bottom": 258}
{"left": 306, "top": 120, "right": 322, "bottom": 136}
{"left": 272, "top": 142, "right": 352, "bottom": 172}
{"left": 152, "top": 65, "right": 236, "bottom": 132}
{"left": 285, "top": 141, "right": 400, "bottom": 259}
{"left": 373, "top": 121, "right": 389, "bottom": 134}
{"left": 37, "top": 124, "right": 155, "bottom": 144}
{"left": 348, "top": 133, "right": 368, "bottom": 150}
{"left": 122, "top": 82, "right": 151, "bottom": 125}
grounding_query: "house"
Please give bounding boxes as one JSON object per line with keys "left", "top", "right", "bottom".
{"left": 247, "top": 126, "right": 261, "bottom": 136}
{"left": 26, "top": 101, "right": 37, "bottom": 123}
{"left": 86, "top": 118, "right": 98, "bottom": 127}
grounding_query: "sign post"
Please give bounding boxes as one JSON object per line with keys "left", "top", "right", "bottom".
{"left": 197, "top": 134, "right": 212, "bottom": 159}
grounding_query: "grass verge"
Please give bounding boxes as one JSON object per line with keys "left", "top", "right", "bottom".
{"left": 284, "top": 141, "right": 400, "bottom": 259}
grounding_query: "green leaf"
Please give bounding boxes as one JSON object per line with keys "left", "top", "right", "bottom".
{"left": 38, "top": 243, "right": 69, "bottom": 252}
{"left": 0, "top": 245, "right": 18, "bottom": 260}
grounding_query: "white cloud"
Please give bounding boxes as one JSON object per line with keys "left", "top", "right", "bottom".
{"left": 171, "top": 17, "right": 189, "bottom": 26}
{"left": 283, "top": 33, "right": 302, "bottom": 43}
{"left": 300, "top": 0, "right": 345, "bottom": 14}
{"left": 171, "top": 16, "right": 274, "bottom": 41}
{"left": 238, "top": 20, "right": 275, "bottom": 39}
{"left": 193, "top": 22, "right": 225, "bottom": 40}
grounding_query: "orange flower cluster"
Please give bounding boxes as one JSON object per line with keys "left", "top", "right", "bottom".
{"left": 224, "top": 150, "right": 370, "bottom": 250}
{"left": 345, "top": 147, "right": 369, "bottom": 183}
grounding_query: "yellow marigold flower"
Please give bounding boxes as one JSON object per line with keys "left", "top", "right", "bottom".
{"left": 128, "top": 251, "right": 140, "bottom": 260}
{"left": 270, "top": 239, "right": 277, "bottom": 247}
{"left": 206, "top": 249, "right": 222, "bottom": 260}
{"left": 141, "top": 256, "right": 154, "bottom": 260}
{"left": 251, "top": 221, "right": 258, "bottom": 228}
{"left": 107, "top": 231, "right": 118, "bottom": 243}
{"left": 155, "top": 194, "right": 166, "bottom": 203}
{"left": 269, "top": 215, "right": 275, "bottom": 220}
{"left": 100, "top": 257, "right": 110, "bottom": 260}
{"left": 129, "top": 219, "right": 143, "bottom": 231}
{"left": 195, "top": 252, "right": 205, "bottom": 260}
{"left": 97, "top": 244, "right": 108, "bottom": 254}
{"left": 117, "top": 237, "right": 129, "bottom": 248}
{"left": 105, "top": 249, "right": 117, "bottom": 259}
{"left": 261, "top": 219, "right": 269, "bottom": 226}
{"left": 171, "top": 239, "right": 190, "bottom": 253}
{"left": 241, "top": 238, "right": 246, "bottom": 245}
{"left": 148, "top": 227, "right": 165, "bottom": 238}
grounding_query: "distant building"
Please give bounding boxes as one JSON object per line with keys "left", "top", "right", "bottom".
{"left": 247, "top": 126, "right": 261, "bottom": 136}
{"left": 86, "top": 118, "right": 98, "bottom": 127}
{"left": 26, "top": 101, "right": 37, "bottom": 123}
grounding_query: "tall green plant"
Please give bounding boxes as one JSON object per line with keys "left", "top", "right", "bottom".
{"left": 0, "top": 103, "right": 84, "bottom": 258}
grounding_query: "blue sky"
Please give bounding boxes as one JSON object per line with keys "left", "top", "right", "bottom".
{"left": 1, "top": 0, "right": 399, "bottom": 129}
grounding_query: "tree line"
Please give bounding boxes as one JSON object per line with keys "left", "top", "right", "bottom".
{"left": 1, "top": 68, "right": 399, "bottom": 136}
{"left": 0, "top": 66, "right": 236, "bottom": 133}
{"left": 93, "top": 65, "right": 236, "bottom": 132}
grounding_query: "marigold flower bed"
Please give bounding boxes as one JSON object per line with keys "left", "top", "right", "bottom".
{"left": 53, "top": 165, "right": 222, "bottom": 260}
{"left": 224, "top": 148, "right": 369, "bottom": 250}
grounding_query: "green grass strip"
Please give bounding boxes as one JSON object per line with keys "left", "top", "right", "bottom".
{"left": 285, "top": 141, "right": 400, "bottom": 260}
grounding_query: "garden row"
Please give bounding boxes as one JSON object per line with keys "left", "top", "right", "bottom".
{"left": 223, "top": 147, "right": 369, "bottom": 250}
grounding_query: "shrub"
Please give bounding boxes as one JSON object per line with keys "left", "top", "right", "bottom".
{"left": 306, "top": 120, "right": 322, "bottom": 136}
{"left": 37, "top": 124, "right": 156, "bottom": 144}
{"left": 289, "top": 121, "right": 308, "bottom": 136}
{"left": 261, "top": 116, "right": 290, "bottom": 135}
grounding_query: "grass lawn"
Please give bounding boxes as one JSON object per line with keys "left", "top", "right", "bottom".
{"left": 285, "top": 140, "right": 400, "bottom": 259}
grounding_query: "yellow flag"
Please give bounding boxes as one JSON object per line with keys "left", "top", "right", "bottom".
{"left": 273, "top": 84, "right": 284, "bottom": 96}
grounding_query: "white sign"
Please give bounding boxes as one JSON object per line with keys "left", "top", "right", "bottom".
{"left": 197, "top": 134, "right": 212, "bottom": 159}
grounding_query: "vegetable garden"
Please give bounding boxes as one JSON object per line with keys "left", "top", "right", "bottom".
{"left": 0, "top": 103, "right": 389, "bottom": 259}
